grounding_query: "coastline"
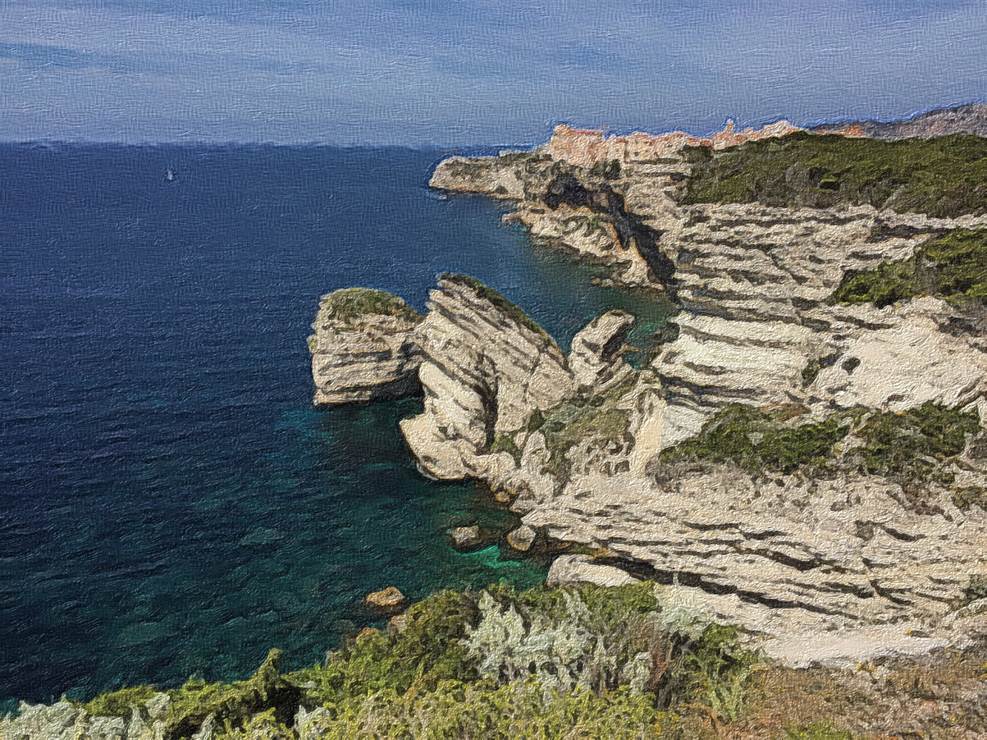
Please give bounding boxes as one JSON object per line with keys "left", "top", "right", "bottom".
{"left": 5, "top": 107, "right": 987, "bottom": 737}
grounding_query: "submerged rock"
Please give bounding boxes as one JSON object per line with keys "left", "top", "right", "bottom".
{"left": 448, "top": 524, "right": 482, "bottom": 551}
{"left": 309, "top": 288, "right": 423, "bottom": 406}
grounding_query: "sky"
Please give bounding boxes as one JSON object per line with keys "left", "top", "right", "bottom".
{"left": 1, "top": 0, "right": 985, "bottom": 145}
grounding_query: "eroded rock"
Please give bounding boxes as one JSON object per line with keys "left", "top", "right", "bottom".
{"left": 546, "top": 554, "right": 639, "bottom": 588}
{"left": 505, "top": 525, "right": 537, "bottom": 552}
{"left": 309, "top": 288, "right": 422, "bottom": 405}
{"left": 365, "top": 586, "right": 406, "bottom": 610}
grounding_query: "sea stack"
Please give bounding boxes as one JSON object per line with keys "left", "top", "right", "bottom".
{"left": 309, "top": 288, "right": 423, "bottom": 405}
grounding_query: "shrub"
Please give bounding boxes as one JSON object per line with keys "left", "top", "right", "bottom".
{"left": 832, "top": 228, "right": 987, "bottom": 308}
{"left": 849, "top": 401, "right": 980, "bottom": 489}
{"left": 83, "top": 684, "right": 157, "bottom": 718}
{"left": 683, "top": 133, "right": 987, "bottom": 218}
{"left": 315, "top": 288, "right": 421, "bottom": 324}
{"left": 657, "top": 404, "right": 860, "bottom": 476}
{"left": 489, "top": 433, "right": 521, "bottom": 462}
{"left": 292, "top": 589, "right": 479, "bottom": 706}
{"left": 163, "top": 649, "right": 300, "bottom": 740}
{"left": 784, "top": 722, "right": 854, "bottom": 740}
{"left": 658, "top": 402, "right": 979, "bottom": 497}
{"left": 462, "top": 589, "right": 657, "bottom": 694}
{"left": 299, "top": 679, "right": 668, "bottom": 739}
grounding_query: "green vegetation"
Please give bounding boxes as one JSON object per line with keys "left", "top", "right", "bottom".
{"left": 832, "top": 228, "right": 987, "bottom": 308}
{"left": 848, "top": 402, "right": 979, "bottom": 490}
{"left": 963, "top": 574, "right": 987, "bottom": 604}
{"left": 161, "top": 649, "right": 300, "bottom": 739}
{"left": 489, "top": 432, "right": 522, "bottom": 462}
{"left": 784, "top": 722, "right": 854, "bottom": 740}
{"left": 78, "top": 582, "right": 761, "bottom": 738}
{"left": 292, "top": 590, "right": 480, "bottom": 706}
{"left": 439, "top": 273, "right": 552, "bottom": 339}
{"left": 316, "top": 287, "right": 422, "bottom": 324}
{"left": 83, "top": 685, "right": 157, "bottom": 718}
{"left": 659, "top": 404, "right": 860, "bottom": 476}
{"left": 589, "top": 158, "right": 622, "bottom": 180}
{"left": 683, "top": 132, "right": 987, "bottom": 218}
{"left": 529, "top": 378, "right": 636, "bottom": 480}
{"left": 953, "top": 486, "right": 987, "bottom": 512}
{"left": 658, "top": 402, "right": 979, "bottom": 500}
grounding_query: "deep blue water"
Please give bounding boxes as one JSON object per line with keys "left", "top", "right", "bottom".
{"left": 0, "top": 144, "right": 671, "bottom": 705}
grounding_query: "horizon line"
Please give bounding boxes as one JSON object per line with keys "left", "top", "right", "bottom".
{"left": 1, "top": 99, "right": 983, "bottom": 149}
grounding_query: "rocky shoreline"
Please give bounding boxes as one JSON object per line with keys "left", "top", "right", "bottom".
{"left": 312, "top": 118, "right": 987, "bottom": 664}
{"left": 5, "top": 110, "right": 987, "bottom": 738}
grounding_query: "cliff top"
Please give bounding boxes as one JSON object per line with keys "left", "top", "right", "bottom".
{"left": 316, "top": 287, "right": 421, "bottom": 324}
{"left": 437, "top": 273, "right": 553, "bottom": 340}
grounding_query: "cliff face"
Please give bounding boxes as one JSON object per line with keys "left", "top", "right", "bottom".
{"left": 313, "top": 123, "right": 987, "bottom": 657}
{"left": 309, "top": 288, "right": 423, "bottom": 405}
{"left": 399, "top": 274, "right": 575, "bottom": 481}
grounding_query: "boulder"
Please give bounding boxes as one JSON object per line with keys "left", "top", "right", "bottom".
{"left": 448, "top": 525, "right": 482, "bottom": 551}
{"left": 364, "top": 586, "right": 406, "bottom": 611}
{"left": 546, "top": 554, "right": 639, "bottom": 588}
{"left": 505, "top": 525, "right": 537, "bottom": 552}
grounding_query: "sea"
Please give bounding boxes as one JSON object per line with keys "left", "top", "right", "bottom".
{"left": 0, "top": 143, "right": 672, "bottom": 706}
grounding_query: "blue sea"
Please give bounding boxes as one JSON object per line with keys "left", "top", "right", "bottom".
{"left": 0, "top": 144, "right": 671, "bottom": 706}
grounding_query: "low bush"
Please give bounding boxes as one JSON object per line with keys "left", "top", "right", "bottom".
{"left": 683, "top": 132, "right": 987, "bottom": 218}
{"left": 658, "top": 404, "right": 860, "bottom": 476}
{"left": 832, "top": 228, "right": 987, "bottom": 308}
{"left": 658, "top": 401, "right": 979, "bottom": 498}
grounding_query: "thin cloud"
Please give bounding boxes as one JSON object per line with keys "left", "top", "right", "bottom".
{"left": 0, "top": 0, "right": 984, "bottom": 144}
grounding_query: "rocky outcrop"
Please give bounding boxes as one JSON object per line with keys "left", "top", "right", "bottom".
{"left": 651, "top": 203, "right": 987, "bottom": 447}
{"left": 546, "top": 554, "right": 639, "bottom": 588}
{"left": 429, "top": 151, "right": 539, "bottom": 199}
{"left": 567, "top": 310, "right": 634, "bottom": 391}
{"left": 399, "top": 274, "right": 574, "bottom": 480}
{"left": 309, "top": 288, "right": 422, "bottom": 405}
{"left": 415, "top": 124, "right": 987, "bottom": 649}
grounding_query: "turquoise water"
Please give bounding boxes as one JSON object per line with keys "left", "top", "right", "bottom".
{"left": 0, "top": 144, "right": 672, "bottom": 705}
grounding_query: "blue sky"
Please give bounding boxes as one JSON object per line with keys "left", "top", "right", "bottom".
{"left": 1, "top": 0, "right": 985, "bottom": 144}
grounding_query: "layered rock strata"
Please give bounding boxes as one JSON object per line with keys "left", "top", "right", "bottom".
{"left": 399, "top": 274, "right": 574, "bottom": 480}
{"left": 317, "top": 124, "right": 987, "bottom": 651}
{"left": 309, "top": 288, "right": 423, "bottom": 405}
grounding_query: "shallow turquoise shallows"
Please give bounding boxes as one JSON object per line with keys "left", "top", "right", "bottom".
{"left": 0, "top": 144, "right": 673, "bottom": 705}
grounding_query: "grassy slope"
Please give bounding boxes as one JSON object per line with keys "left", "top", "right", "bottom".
{"left": 78, "top": 582, "right": 762, "bottom": 738}
{"left": 683, "top": 132, "right": 987, "bottom": 218}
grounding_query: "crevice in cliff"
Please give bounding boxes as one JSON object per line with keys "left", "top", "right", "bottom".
{"left": 542, "top": 171, "right": 679, "bottom": 298}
